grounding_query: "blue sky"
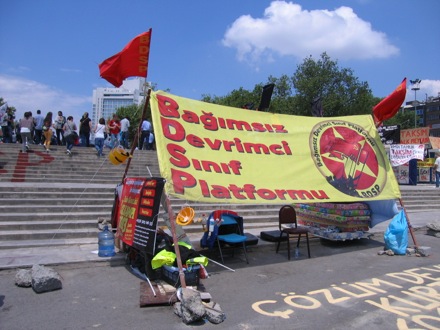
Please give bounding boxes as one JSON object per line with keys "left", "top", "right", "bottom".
{"left": 1, "top": 0, "right": 439, "bottom": 122}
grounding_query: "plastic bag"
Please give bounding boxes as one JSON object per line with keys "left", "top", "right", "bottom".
{"left": 384, "top": 210, "right": 408, "bottom": 255}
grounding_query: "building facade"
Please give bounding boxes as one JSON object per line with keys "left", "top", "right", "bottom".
{"left": 424, "top": 95, "right": 440, "bottom": 137}
{"left": 91, "top": 77, "right": 147, "bottom": 125}
{"left": 401, "top": 94, "right": 440, "bottom": 136}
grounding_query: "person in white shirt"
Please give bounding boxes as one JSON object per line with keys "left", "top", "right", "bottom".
{"left": 434, "top": 154, "right": 440, "bottom": 188}
{"left": 119, "top": 116, "right": 130, "bottom": 148}
{"left": 94, "top": 118, "right": 106, "bottom": 157}
{"left": 33, "top": 110, "right": 44, "bottom": 144}
{"left": 19, "top": 112, "right": 34, "bottom": 152}
{"left": 139, "top": 118, "right": 151, "bottom": 150}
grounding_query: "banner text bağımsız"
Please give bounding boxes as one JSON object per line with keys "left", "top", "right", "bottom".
{"left": 150, "top": 91, "right": 401, "bottom": 204}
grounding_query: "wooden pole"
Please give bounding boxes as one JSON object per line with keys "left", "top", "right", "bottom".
{"left": 399, "top": 198, "right": 419, "bottom": 249}
{"left": 122, "top": 88, "right": 151, "bottom": 182}
{"left": 118, "top": 83, "right": 186, "bottom": 287}
{"left": 161, "top": 193, "right": 187, "bottom": 288}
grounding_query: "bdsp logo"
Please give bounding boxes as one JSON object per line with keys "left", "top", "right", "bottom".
{"left": 310, "top": 120, "right": 386, "bottom": 198}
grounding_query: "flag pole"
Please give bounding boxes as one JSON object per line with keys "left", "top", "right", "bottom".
{"left": 161, "top": 193, "right": 187, "bottom": 288}
{"left": 122, "top": 88, "right": 151, "bottom": 182}
{"left": 398, "top": 198, "right": 419, "bottom": 249}
{"left": 122, "top": 28, "right": 152, "bottom": 182}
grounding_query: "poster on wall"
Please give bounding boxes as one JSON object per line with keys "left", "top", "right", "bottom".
{"left": 116, "top": 177, "right": 165, "bottom": 253}
{"left": 429, "top": 136, "right": 440, "bottom": 149}
{"left": 389, "top": 144, "right": 425, "bottom": 167}
{"left": 378, "top": 125, "right": 400, "bottom": 145}
{"left": 400, "top": 127, "right": 430, "bottom": 144}
{"left": 393, "top": 164, "right": 409, "bottom": 185}
{"left": 418, "top": 167, "right": 431, "bottom": 183}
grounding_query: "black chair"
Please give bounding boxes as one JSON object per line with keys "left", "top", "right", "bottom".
{"left": 276, "top": 205, "right": 311, "bottom": 260}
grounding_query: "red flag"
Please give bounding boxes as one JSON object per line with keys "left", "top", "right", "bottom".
{"left": 99, "top": 29, "right": 152, "bottom": 87}
{"left": 373, "top": 78, "right": 407, "bottom": 126}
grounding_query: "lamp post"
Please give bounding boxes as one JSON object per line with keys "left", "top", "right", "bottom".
{"left": 410, "top": 79, "right": 422, "bottom": 128}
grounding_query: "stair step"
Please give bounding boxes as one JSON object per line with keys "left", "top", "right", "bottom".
{"left": 1, "top": 143, "right": 439, "bottom": 250}
{"left": 0, "top": 228, "right": 99, "bottom": 240}
{"left": 0, "top": 237, "right": 99, "bottom": 250}
{"left": 0, "top": 220, "right": 99, "bottom": 231}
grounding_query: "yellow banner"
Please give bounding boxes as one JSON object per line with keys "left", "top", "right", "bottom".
{"left": 150, "top": 91, "right": 401, "bottom": 204}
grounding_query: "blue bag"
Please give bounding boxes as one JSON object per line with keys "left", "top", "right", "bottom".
{"left": 384, "top": 210, "right": 408, "bottom": 255}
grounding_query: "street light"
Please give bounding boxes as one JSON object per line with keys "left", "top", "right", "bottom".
{"left": 410, "top": 79, "right": 422, "bottom": 128}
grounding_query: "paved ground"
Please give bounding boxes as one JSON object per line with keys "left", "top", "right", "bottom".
{"left": 1, "top": 226, "right": 439, "bottom": 329}
{"left": 1, "top": 184, "right": 439, "bottom": 329}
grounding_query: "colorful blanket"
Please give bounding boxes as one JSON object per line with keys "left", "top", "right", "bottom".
{"left": 296, "top": 202, "right": 371, "bottom": 235}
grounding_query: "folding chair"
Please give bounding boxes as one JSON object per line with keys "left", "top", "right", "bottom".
{"left": 216, "top": 214, "right": 249, "bottom": 264}
{"left": 276, "top": 205, "right": 311, "bottom": 260}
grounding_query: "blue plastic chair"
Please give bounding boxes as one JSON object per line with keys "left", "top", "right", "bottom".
{"left": 216, "top": 215, "right": 249, "bottom": 264}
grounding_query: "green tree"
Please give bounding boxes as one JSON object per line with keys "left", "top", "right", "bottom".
{"left": 200, "top": 53, "right": 375, "bottom": 118}
{"left": 201, "top": 87, "right": 260, "bottom": 109}
{"left": 0, "top": 98, "right": 17, "bottom": 126}
{"left": 114, "top": 84, "right": 158, "bottom": 147}
{"left": 0, "top": 97, "right": 16, "bottom": 115}
{"left": 115, "top": 103, "right": 144, "bottom": 145}
{"left": 263, "top": 75, "right": 296, "bottom": 114}
{"left": 291, "top": 52, "right": 375, "bottom": 117}
{"left": 382, "top": 111, "right": 415, "bottom": 130}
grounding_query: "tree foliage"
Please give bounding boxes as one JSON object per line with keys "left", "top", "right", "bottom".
{"left": 201, "top": 87, "right": 261, "bottom": 109}
{"left": 115, "top": 103, "right": 145, "bottom": 144}
{"left": 201, "top": 53, "right": 376, "bottom": 118}
{"left": 291, "top": 53, "right": 374, "bottom": 117}
{"left": 382, "top": 111, "right": 415, "bottom": 130}
{"left": 0, "top": 97, "right": 16, "bottom": 114}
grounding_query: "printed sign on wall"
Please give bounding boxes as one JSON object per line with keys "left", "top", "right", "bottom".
{"left": 116, "top": 177, "right": 165, "bottom": 253}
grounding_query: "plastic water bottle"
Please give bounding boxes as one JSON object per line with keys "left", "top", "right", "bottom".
{"left": 294, "top": 247, "right": 300, "bottom": 259}
{"left": 98, "top": 225, "right": 116, "bottom": 257}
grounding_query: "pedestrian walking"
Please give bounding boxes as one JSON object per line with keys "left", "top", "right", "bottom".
{"left": 42, "top": 112, "right": 53, "bottom": 152}
{"left": 19, "top": 112, "right": 34, "bottom": 152}
{"left": 63, "top": 116, "right": 78, "bottom": 156}
{"left": 1, "top": 107, "right": 14, "bottom": 143}
{"left": 119, "top": 116, "right": 130, "bottom": 148}
{"left": 94, "top": 118, "right": 106, "bottom": 157}
{"left": 108, "top": 114, "right": 121, "bottom": 148}
{"left": 54, "top": 111, "right": 66, "bottom": 145}
{"left": 139, "top": 118, "right": 151, "bottom": 150}
{"left": 434, "top": 154, "right": 440, "bottom": 188}
{"left": 33, "top": 110, "right": 44, "bottom": 144}
{"left": 79, "top": 112, "right": 92, "bottom": 147}
{"left": 27, "top": 111, "right": 35, "bottom": 143}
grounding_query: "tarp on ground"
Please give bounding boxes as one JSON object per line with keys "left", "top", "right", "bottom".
{"left": 150, "top": 91, "right": 401, "bottom": 226}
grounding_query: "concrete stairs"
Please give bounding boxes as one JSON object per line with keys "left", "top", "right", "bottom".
{"left": 0, "top": 143, "right": 281, "bottom": 250}
{"left": 0, "top": 143, "right": 439, "bottom": 250}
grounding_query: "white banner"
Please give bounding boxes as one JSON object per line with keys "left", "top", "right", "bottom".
{"left": 390, "top": 144, "right": 424, "bottom": 167}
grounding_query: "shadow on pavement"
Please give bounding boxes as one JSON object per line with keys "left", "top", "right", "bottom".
{"left": 203, "top": 235, "right": 386, "bottom": 274}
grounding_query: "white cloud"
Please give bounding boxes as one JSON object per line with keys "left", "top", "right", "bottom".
{"left": 222, "top": 1, "right": 399, "bottom": 64}
{"left": 405, "top": 79, "right": 440, "bottom": 103}
{"left": 420, "top": 80, "right": 440, "bottom": 100}
{"left": 0, "top": 74, "right": 91, "bottom": 121}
